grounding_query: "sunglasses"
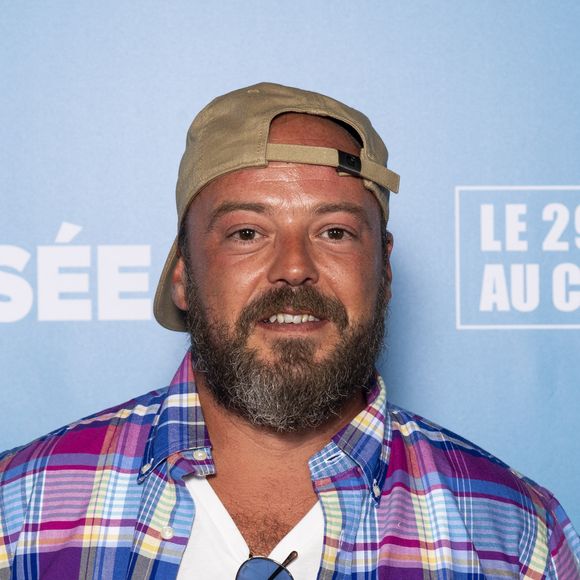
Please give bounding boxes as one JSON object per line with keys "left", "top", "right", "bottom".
{"left": 236, "top": 550, "right": 298, "bottom": 580}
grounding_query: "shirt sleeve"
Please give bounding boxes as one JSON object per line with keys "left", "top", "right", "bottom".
{"left": 0, "top": 444, "right": 36, "bottom": 576}
{"left": 546, "top": 494, "right": 580, "bottom": 579}
{"left": 0, "top": 450, "right": 19, "bottom": 575}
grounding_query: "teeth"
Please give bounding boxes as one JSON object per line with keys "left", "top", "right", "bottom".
{"left": 266, "top": 313, "right": 320, "bottom": 324}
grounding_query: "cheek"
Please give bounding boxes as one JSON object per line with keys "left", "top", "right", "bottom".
{"left": 190, "top": 251, "right": 266, "bottom": 322}
{"left": 322, "top": 257, "right": 382, "bottom": 315}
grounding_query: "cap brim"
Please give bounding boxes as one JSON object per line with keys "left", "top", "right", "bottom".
{"left": 153, "top": 237, "right": 188, "bottom": 332}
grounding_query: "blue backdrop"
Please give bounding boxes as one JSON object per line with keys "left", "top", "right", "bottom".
{"left": 1, "top": 1, "right": 579, "bottom": 527}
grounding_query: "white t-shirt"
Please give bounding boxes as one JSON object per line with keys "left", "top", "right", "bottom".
{"left": 177, "top": 475, "right": 324, "bottom": 579}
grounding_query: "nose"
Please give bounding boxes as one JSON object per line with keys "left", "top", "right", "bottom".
{"left": 267, "top": 234, "right": 319, "bottom": 287}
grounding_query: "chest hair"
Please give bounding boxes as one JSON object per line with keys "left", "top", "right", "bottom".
{"left": 221, "top": 493, "right": 317, "bottom": 557}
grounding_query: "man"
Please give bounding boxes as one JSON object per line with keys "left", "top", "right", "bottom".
{"left": 1, "top": 83, "right": 578, "bottom": 579}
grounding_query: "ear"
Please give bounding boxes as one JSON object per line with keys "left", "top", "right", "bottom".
{"left": 171, "top": 256, "right": 188, "bottom": 311}
{"left": 385, "top": 230, "right": 394, "bottom": 287}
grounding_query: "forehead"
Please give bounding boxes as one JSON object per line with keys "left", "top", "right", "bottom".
{"left": 188, "top": 162, "right": 383, "bottom": 227}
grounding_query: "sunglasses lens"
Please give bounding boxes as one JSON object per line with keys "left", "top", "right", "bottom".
{"left": 236, "top": 556, "right": 293, "bottom": 580}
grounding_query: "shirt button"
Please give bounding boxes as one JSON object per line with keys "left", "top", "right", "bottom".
{"left": 193, "top": 449, "right": 208, "bottom": 461}
{"left": 141, "top": 462, "right": 152, "bottom": 474}
{"left": 161, "top": 526, "right": 174, "bottom": 540}
{"left": 372, "top": 480, "right": 381, "bottom": 498}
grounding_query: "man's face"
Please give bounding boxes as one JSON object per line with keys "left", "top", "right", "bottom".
{"left": 172, "top": 114, "right": 392, "bottom": 431}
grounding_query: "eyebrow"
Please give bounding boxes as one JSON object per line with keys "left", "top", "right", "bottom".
{"left": 313, "top": 202, "right": 371, "bottom": 228}
{"left": 206, "top": 200, "right": 372, "bottom": 231}
{"left": 207, "top": 201, "right": 269, "bottom": 231}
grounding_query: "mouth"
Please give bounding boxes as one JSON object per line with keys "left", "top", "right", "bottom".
{"left": 255, "top": 309, "right": 327, "bottom": 334}
{"left": 263, "top": 312, "right": 322, "bottom": 325}
{"left": 236, "top": 286, "right": 347, "bottom": 335}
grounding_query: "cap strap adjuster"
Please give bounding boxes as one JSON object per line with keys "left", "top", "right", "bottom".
{"left": 337, "top": 150, "right": 362, "bottom": 177}
{"left": 265, "top": 143, "right": 399, "bottom": 193}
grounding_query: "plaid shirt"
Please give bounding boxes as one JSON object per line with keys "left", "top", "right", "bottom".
{"left": 1, "top": 352, "right": 579, "bottom": 579}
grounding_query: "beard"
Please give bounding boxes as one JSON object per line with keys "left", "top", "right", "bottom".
{"left": 184, "top": 266, "right": 387, "bottom": 433}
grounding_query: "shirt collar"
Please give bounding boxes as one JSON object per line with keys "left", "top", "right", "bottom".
{"left": 306, "top": 373, "right": 391, "bottom": 503}
{"left": 140, "top": 351, "right": 392, "bottom": 497}
{"left": 140, "top": 351, "right": 212, "bottom": 481}
{"left": 331, "top": 373, "right": 392, "bottom": 501}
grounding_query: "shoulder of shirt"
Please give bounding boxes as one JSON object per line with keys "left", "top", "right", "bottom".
{"left": 384, "top": 404, "right": 580, "bottom": 573}
{"left": 0, "top": 384, "right": 170, "bottom": 478}
{"left": 385, "top": 402, "right": 559, "bottom": 509}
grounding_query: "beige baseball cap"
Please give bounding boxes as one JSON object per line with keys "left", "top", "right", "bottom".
{"left": 154, "top": 82, "right": 400, "bottom": 331}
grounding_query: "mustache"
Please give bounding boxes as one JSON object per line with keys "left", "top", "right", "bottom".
{"left": 236, "top": 286, "right": 349, "bottom": 335}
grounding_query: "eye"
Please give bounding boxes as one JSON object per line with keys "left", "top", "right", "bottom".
{"left": 229, "top": 228, "right": 260, "bottom": 242}
{"left": 238, "top": 228, "right": 256, "bottom": 240}
{"left": 322, "top": 227, "right": 352, "bottom": 241}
